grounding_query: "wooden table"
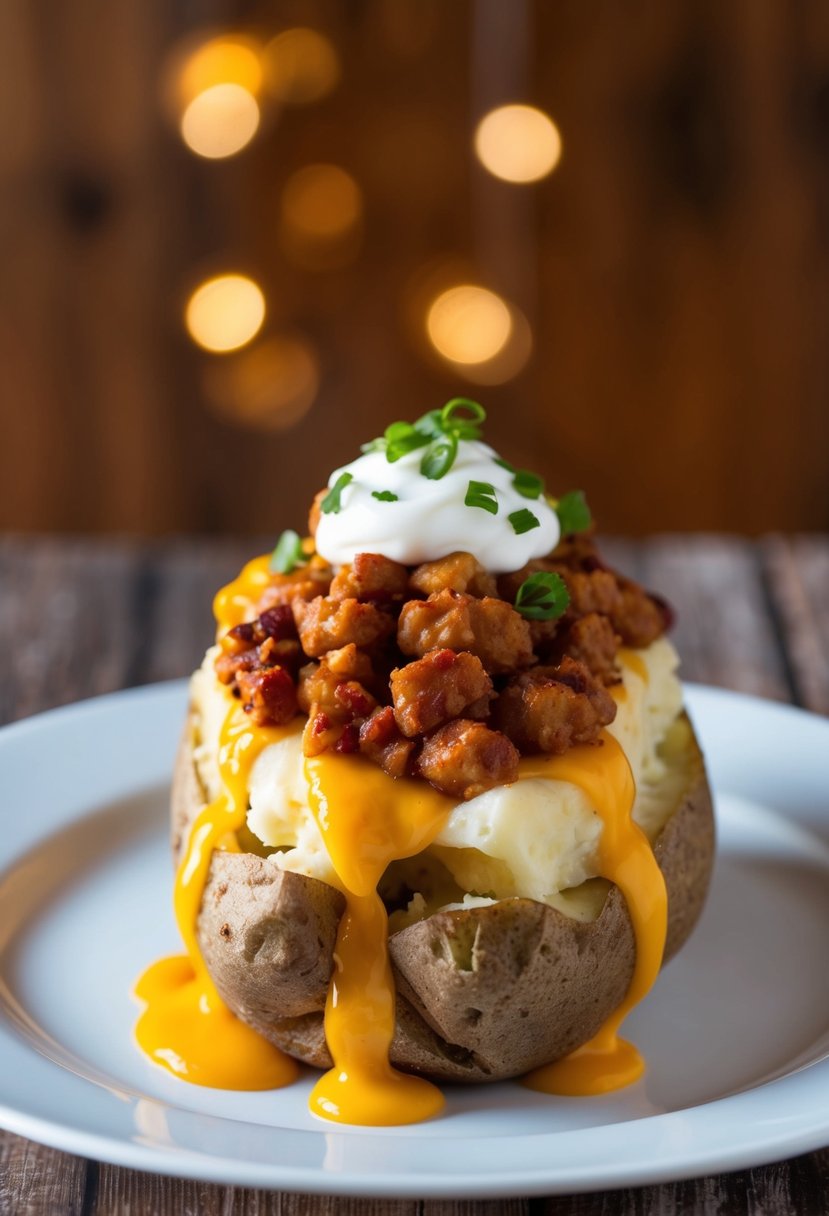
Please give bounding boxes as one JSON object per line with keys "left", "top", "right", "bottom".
{"left": 1, "top": 535, "right": 827, "bottom": 1216}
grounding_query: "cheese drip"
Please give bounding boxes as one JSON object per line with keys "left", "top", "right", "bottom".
{"left": 304, "top": 752, "right": 451, "bottom": 1125}
{"left": 140, "top": 560, "right": 672, "bottom": 1115}
{"left": 213, "top": 554, "right": 273, "bottom": 634}
{"left": 521, "top": 729, "right": 668, "bottom": 1096}
{"left": 133, "top": 707, "right": 299, "bottom": 1090}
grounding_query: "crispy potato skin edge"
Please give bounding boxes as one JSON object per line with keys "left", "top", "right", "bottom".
{"left": 170, "top": 711, "right": 715, "bottom": 1083}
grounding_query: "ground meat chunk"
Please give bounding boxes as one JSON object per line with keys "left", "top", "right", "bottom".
{"left": 236, "top": 666, "right": 297, "bottom": 727}
{"left": 256, "top": 636, "right": 303, "bottom": 677}
{"left": 409, "top": 552, "right": 497, "bottom": 598}
{"left": 499, "top": 557, "right": 621, "bottom": 618}
{"left": 359, "top": 706, "right": 416, "bottom": 778}
{"left": 215, "top": 645, "right": 257, "bottom": 685}
{"left": 302, "top": 710, "right": 347, "bottom": 757}
{"left": 552, "top": 612, "right": 621, "bottom": 685}
{"left": 222, "top": 605, "right": 296, "bottom": 652}
{"left": 417, "top": 720, "right": 520, "bottom": 800}
{"left": 257, "top": 574, "right": 331, "bottom": 610}
{"left": 556, "top": 566, "right": 622, "bottom": 617}
{"left": 492, "top": 656, "right": 617, "bottom": 755}
{"left": 297, "top": 660, "right": 340, "bottom": 716}
{"left": 329, "top": 553, "right": 410, "bottom": 604}
{"left": 551, "top": 531, "right": 606, "bottom": 570}
{"left": 397, "top": 590, "right": 533, "bottom": 674}
{"left": 298, "top": 659, "right": 376, "bottom": 718}
{"left": 390, "top": 649, "right": 493, "bottom": 738}
{"left": 293, "top": 595, "right": 394, "bottom": 656}
{"left": 323, "top": 642, "right": 374, "bottom": 683}
{"left": 610, "top": 578, "right": 669, "bottom": 647}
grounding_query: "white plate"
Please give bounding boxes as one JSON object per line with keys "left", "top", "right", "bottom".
{"left": 0, "top": 682, "right": 827, "bottom": 1198}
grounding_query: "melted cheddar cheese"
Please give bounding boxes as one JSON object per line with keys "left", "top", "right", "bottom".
{"left": 134, "top": 557, "right": 673, "bottom": 1118}
{"left": 134, "top": 704, "right": 299, "bottom": 1089}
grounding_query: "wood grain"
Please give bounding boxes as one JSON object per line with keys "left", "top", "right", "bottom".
{"left": 762, "top": 535, "right": 829, "bottom": 714}
{"left": 0, "top": 537, "right": 826, "bottom": 1216}
{"left": 0, "top": 1133, "right": 86, "bottom": 1215}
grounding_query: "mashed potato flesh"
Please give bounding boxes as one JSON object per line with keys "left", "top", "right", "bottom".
{"left": 190, "top": 638, "right": 683, "bottom": 917}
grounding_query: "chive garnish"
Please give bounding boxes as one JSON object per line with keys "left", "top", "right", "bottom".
{"left": 512, "top": 469, "right": 545, "bottom": 500}
{"left": 514, "top": 572, "right": 570, "bottom": 620}
{"left": 439, "top": 397, "right": 486, "bottom": 438}
{"left": 508, "top": 508, "right": 540, "bottom": 535}
{"left": 465, "top": 480, "right": 499, "bottom": 514}
{"left": 270, "top": 529, "right": 306, "bottom": 573}
{"left": 372, "top": 490, "right": 399, "bottom": 502}
{"left": 555, "top": 490, "right": 592, "bottom": 534}
{"left": 321, "top": 472, "right": 353, "bottom": 514}
{"left": 361, "top": 399, "right": 486, "bottom": 474}
{"left": 383, "top": 421, "right": 431, "bottom": 463}
{"left": 421, "top": 435, "right": 458, "bottom": 480}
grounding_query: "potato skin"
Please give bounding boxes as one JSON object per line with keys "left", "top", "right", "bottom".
{"left": 172, "top": 711, "right": 714, "bottom": 1082}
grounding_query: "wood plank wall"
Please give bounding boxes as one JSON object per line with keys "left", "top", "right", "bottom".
{"left": 1, "top": 0, "right": 828, "bottom": 537}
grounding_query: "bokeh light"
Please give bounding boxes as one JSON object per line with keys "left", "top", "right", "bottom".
{"left": 460, "top": 304, "right": 533, "bottom": 385}
{"left": 281, "top": 164, "right": 362, "bottom": 241}
{"left": 180, "top": 83, "right": 260, "bottom": 159}
{"left": 203, "top": 334, "right": 319, "bottom": 431}
{"left": 263, "top": 28, "right": 340, "bottom": 105}
{"left": 178, "top": 37, "right": 262, "bottom": 101}
{"left": 426, "top": 285, "right": 513, "bottom": 365}
{"left": 185, "top": 275, "right": 266, "bottom": 353}
{"left": 474, "top": 104, "right": 562, "bottom": 183}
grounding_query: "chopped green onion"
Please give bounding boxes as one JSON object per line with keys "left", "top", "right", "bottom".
{"left": 413, "top": 408, "right": 445, "bottom": 438}
{"left": 555, "top": 490, "right": 592, "bottom": 534}
{"left": 371, "top": 490, "right": 398, "bottom": 502}
{"left": 384, "top": 421, "right": 431, "bottom": 462}
{"left": 513, "top": 469, "right": 545, "bottom": 500}
{"left": 360, "top": 399, "right": 486, "bottom": 471}
{"left": 270, "top": 529, "right": 305, "bottom": 573}
{"left": 388, "top": 434, "right": 430, "bottom": 461}
{"left": 321, "top": 472, "right": 353, "bottom": 515}
{"left": 508, "top": 508, "right": 540, "bottom": 535}
{"left": 514, "top": 571, "right": 570, "bottom": 621}
{"left": 421, "top": 435, "right": 458, "bottom": 479}
{"left": 465, "top": 479, "right": 499, "bottom": 514}
{"left": 440, "top": 397, "right": 486, "bottom": 439}
{"left": 493, "top": 456, "right": 516, "bottom": 474}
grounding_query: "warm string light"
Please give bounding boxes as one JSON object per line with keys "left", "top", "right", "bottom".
{"left": 203, "top": 335, "right": 319, "bottom": 431}
{"left": 427, "top": 285, "right": 512, "bottom": 364}
{"left": 181, "top": 84, "right": 260, "bottom": 159}
{"left": 173, "top": 32, "right": 548, "bottom": 413}
{"left": 282, "top": 165, "right": 362, "bottom": 241}
{"left": 279, "top": 164, "right": 363, "bottom": 270}
{"left": 425, "top": 284, "right": 532, "bottom": 385}
{"left": 175, "top": 27, "right": 345, "bottom": 398}
{"left": 263, "top": 28, "right": 340, "bottom": 104}
{"left": 178, "top": 37, "right": 262, "bottom": 99}
{"left": 185, "top": 275, "right": 266, "bottom": 353}
{"left": 475, "top": 104, "right": 562, "bottom": 183}
{"left": 174, "top": 37, "right": 263, "bottom": 160}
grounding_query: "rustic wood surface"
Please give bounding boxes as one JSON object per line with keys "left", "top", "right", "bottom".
{"left": 0, "top": 534, "right": 827, "bottom": 1215}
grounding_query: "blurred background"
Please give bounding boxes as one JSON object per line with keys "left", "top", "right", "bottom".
{"left": 1, "top": 0, "right": 828, "bottom": 538}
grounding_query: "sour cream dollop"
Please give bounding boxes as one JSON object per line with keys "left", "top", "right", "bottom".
{"left": 314, "top": 440, "right": 560, "bottom": 573}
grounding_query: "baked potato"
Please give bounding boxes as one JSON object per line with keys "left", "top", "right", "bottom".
{"left": 146, "top": 402, "right": 717, "bottom": 1105}
{"left": 172, "top": 703, "right": 714, "bottom": 1083}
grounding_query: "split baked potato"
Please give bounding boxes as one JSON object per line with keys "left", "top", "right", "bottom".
{"left": 171, "top": 703, "right": 714, "bottom": 1084}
